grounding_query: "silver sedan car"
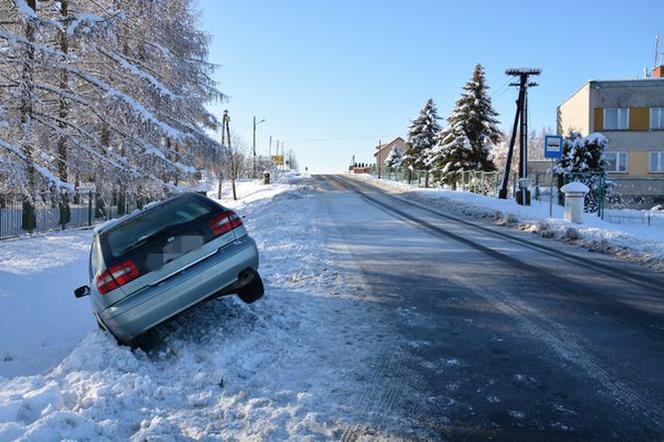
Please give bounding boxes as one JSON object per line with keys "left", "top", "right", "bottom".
{"left": 74, "top": 192, "right": 263, "bottom": 344}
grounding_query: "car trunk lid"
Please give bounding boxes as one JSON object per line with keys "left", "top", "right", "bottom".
{"left": 96, "top": 194, "right": 244, "bottom": 306}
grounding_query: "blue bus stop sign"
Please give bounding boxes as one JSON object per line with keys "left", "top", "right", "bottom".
{"left": 544, "top": 135, "right": 563, "bottom": 159}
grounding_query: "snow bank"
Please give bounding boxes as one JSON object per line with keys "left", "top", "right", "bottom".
{"left": 0, "top": 172, "right": 395, "bottom": 440}
{"left": 0, "top": 232, "right": 96, "bottom": 378}
{"left": 357, "top": 175, "right": 664, "bottom": 271}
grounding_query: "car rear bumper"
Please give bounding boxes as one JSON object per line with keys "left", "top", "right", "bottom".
{"left": 98, "top": 235, "right": 259, "bottom": 342}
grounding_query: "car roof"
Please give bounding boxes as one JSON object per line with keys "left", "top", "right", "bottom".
{"left": 94, "top": 192, "right": 206, "bottom": 236}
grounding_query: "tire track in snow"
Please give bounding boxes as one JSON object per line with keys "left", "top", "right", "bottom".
{"left": 318, "top": 177, "right": 426, "bottom": 440}
{"left": 448, "top": 274, "right": 664, "bottom": 432}
{"left": 326, "top": 174, "right": 664, "bottom": 434}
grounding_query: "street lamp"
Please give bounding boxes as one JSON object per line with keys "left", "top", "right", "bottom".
{"left": 253, "top": 116, "right": 266, "bottom": 177}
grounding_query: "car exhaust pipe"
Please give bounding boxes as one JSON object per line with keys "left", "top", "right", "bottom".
{"left": 236, "top": 268, "right": 256, "bottom": 287}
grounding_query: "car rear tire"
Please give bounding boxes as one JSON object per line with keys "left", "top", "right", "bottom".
{"left": 237, "top": 271, "right": 264, "bottom": 304}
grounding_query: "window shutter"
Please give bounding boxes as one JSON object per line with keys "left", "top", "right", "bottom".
{"left": 629, "top": 107, "right": 649, "bottom": 131}
{"left": 594, "top": 108, "right": 603, "bottom": 131}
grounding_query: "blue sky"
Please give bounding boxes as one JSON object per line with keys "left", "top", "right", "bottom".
{"left": 200, "top": 0, "right": 664, "bottom": 173}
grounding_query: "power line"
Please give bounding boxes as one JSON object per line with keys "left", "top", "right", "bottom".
{"left": 281, "top": 134, "right": 401, "bottom": 143}
{"left": 492, "top": 78, "right": 511, "bottom": 97}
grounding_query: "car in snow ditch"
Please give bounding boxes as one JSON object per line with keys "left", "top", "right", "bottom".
{"left": 73, "top": 192, "right": 264, "bottom": 344}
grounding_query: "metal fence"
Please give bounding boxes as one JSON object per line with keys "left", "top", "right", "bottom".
{"left": 0, "top": 191, "right": 157, "bottom": 241}
{"left": 456, "top": 170, "right": 502, "bottom": 197}
{"left": 603, "top": 210, "right": 664, "bottom": 227}
{"left": 377, "top": 166, "right": 431, "bottom": 187}
{"left": 376, "top": 168, "right": 618, "bottom": 217}
{"left": 374, "top": 167, "right": 664, "bottom": 224}
{"left": 378, "top": 166, "right": 513, "bottom": 197}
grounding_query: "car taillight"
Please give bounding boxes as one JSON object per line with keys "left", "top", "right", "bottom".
{"left": 209, "top": 210, "right": 243, "bottom": 236}
{"left": 96, "top": 260, "right": 140, "bottom": 295}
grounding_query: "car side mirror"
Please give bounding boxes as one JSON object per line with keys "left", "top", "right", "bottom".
{"left": 74, "top": 285, "right": 90, "bottom": 298}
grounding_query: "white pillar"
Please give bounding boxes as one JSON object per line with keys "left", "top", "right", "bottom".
{"left": 561, "top": 182, "right": 590, "bottom": 224}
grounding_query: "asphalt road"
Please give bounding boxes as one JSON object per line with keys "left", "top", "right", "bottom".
{"left": 315, "top": 174, "right": 664, "bottom": 441}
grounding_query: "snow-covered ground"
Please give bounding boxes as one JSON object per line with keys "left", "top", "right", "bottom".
{"left": 0, "top": 173, "right": 393, "bottom": 440}
{"left": 357, "top": 175, "right": 664, "bottom": 271}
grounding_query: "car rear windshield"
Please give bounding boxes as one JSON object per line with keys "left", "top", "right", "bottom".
{"left": 100, "top": 194, "right": 225, "bottom": 272}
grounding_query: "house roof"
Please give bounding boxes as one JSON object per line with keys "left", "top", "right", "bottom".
{"left": 559, "top": 77, "right": 664, "bottom": 108}
{"left": 373, "top": 137, "right": 407, "bottom": 157}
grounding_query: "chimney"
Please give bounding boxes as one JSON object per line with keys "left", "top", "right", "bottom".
{"left": 655, "top": 65, "right": 664, "bottom": 78}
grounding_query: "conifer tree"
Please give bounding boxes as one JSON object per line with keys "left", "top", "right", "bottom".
{"left": 428, "top": 64, "right": 501, "bottom": 186}
{"left": 402, "top": 99, "right": 441, "bottom": 172}
{"left": 427, "top": 122, "right": 473, "bottom": 186}
{"left": 384, "top": 147, "right": 403, "bottom": 168}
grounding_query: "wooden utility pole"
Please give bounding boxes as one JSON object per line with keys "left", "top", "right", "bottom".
{"left": 217, "top": 115, "right": 228, "bottom": 199}
{"left": 224, "top": 111, "right": 238, "bottom": 200}
{"left": 252, "top": 116, "right": 265, "bottom": 177}
{"left": 498, "top": 68, "right": 541, "bottom": 206}
{"left": 252, "top": 116, "right": 257, "bottom": 177}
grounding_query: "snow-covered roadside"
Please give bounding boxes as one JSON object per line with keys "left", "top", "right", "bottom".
{"left": 0, "top": 174, "right": 394, "bottom": 440}
{"left": 356, "top": 174, "right": 664, "bottom": 272}
{"left": 0, "top": 232, "right": 96, "bottom": 378}
{"left": 0, "top": 175, "right": 300, "bottom": 380}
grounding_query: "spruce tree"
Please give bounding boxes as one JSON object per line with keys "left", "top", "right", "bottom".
{"left": 384, "top": 148, "right": 403, "bottom": 168}
{"left": 432, "top": 64, "right": 501, "bottom": 182}
{"left": 427, "top": 122, "right": 473, "bottom": 187}
{"left": 403, "top": 99, "right": 441, "bottom": 172}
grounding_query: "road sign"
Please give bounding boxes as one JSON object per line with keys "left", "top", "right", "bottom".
{"left": 544, "top": 135, "right": 563, "bottom": 217}
{"left": 271, "top": 155, "right": 284, "bottom": 166}
{"left": 544, "top": 135, "right": 563, "bottom": 159}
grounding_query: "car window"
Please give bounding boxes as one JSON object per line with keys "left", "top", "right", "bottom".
{"left": 104, "top": 195, "right": 215, "bottom": 258}
{"left": 99, "top": 194, "right": 226, "bottom": 275}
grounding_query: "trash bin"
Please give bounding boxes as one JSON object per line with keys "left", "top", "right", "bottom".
{"left": 263, "top": 172, "right": 270, "bottom": 185}
{"left": 560, "top": 182, "right": 589, "bottom": 224}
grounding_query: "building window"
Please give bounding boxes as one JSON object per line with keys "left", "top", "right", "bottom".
{"left": 651, "top": 108, "right": 664, "bottom": 130}
{"left": 604, "top": 108, "right": 629, "bottom": 130}
{"left": 650, "top": 152, "right": 664, "bottom": 172}
{"left": 604, "top": 151, "right": 628, "bottom": 173}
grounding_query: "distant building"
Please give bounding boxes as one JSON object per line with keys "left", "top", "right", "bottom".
{"left": 373, "top": 137, "right": 408, "bottom": 178}
{"left": 557, "top": 67, "right": 664, "bottom": 207}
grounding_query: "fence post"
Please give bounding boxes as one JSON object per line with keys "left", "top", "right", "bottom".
{"left": 88, "top": 191, "right": 93, "bottom": 227}
{"left": 599, "top": 176, "right": 605, "bottom": 219}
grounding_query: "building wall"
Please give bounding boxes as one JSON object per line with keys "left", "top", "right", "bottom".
{"left": 374, "top": 138, "right": 407, "bottom": 176}
{"left": 557, "top": 83, "right": 591, "bottom": 135}
{"left": 588, "top": 80, "right": 664, "bottom": 192}
{"left": 589, "top": 80, "right": 664, "bottom": 113}
{"left": 558, "top": 81, "right": 664, "bottom": 206}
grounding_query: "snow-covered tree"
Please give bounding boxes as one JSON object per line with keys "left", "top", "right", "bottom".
{"left": 427, "top": 122, "right": 473, "bottom": 187}
{"left": 403, "top": 98, "right": 441, "bottom": 171}
{"left": 553, "top": 131, "right": 621, "bottom": 212}
{"left": 431, "top": 65, "right": 500, "bottom": 182}
{"left": 0, "top": 0, "right": 225, "bottom": 226}
{"left": 384, "top": 147, "right": 403, "bottom": 168}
